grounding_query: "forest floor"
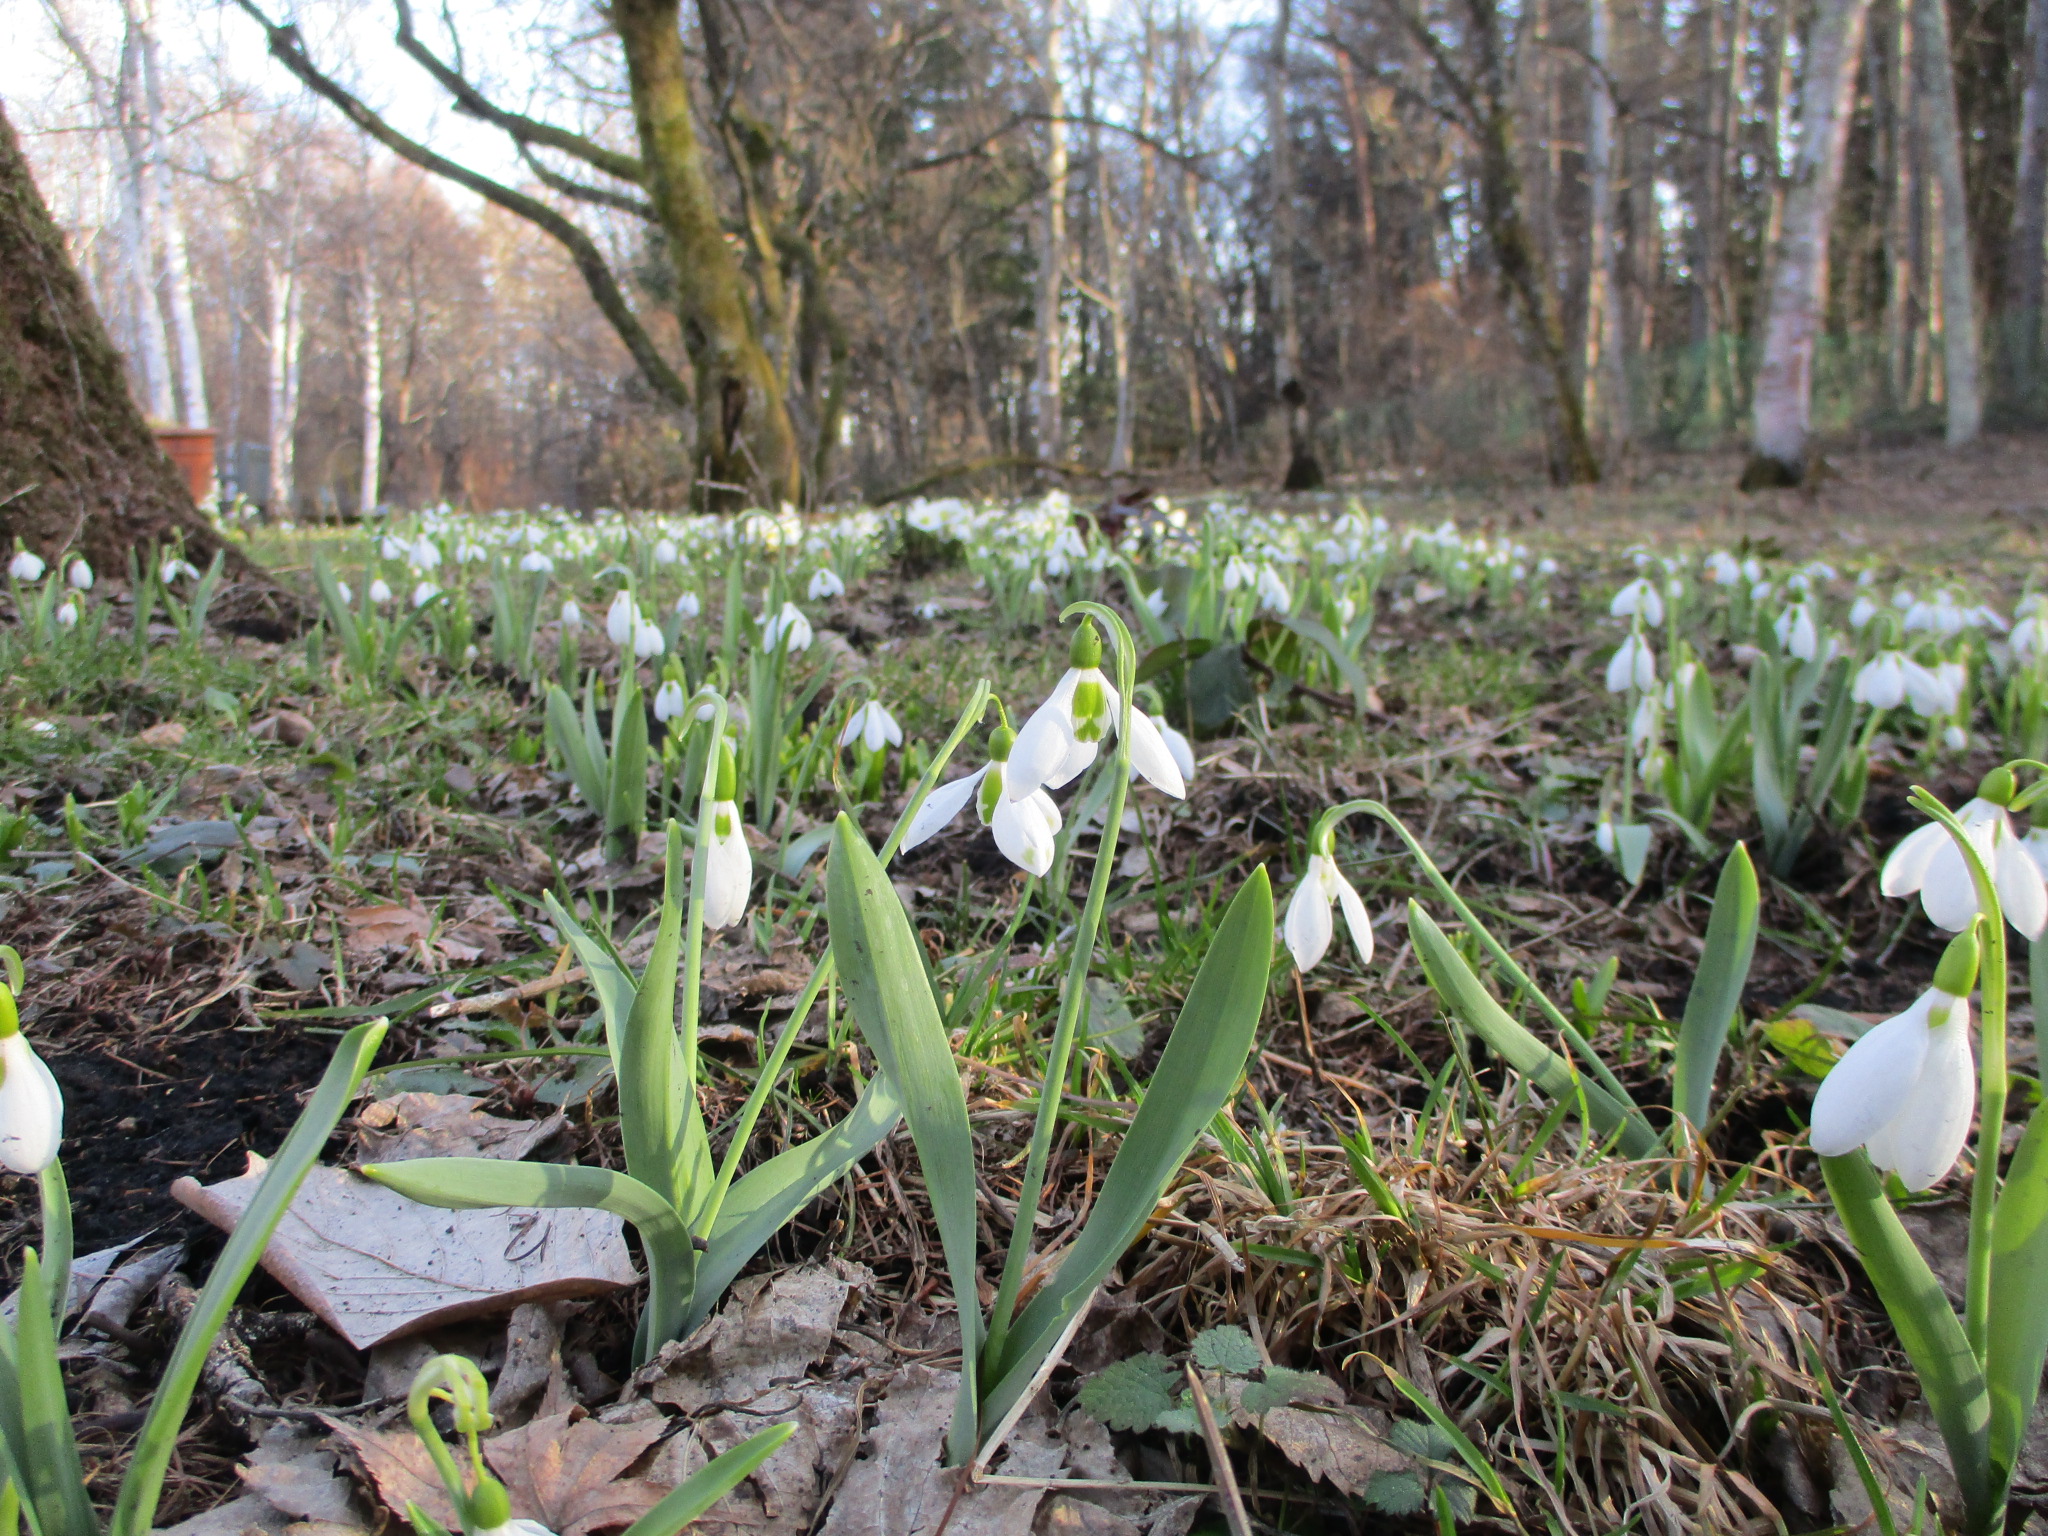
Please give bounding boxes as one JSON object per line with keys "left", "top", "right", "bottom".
{"left": 3, "top": 438, "right": 2046, "bottom": 1536}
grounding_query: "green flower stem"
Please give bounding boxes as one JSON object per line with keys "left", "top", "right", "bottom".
{"left": 35, "top": 1162, "right": 69, "bottom": 1332}
{"left": 1906, "top": 786, "right": 2008, "bottom": 1360}
{"left": 679, "top": 699, "right": 730, "bottom": 1123}
{"left": 983, "top": 603, "right": 1137, "bottom": 1368}
{"left": 881, "top": 681, "right": 992, "bottom": 863}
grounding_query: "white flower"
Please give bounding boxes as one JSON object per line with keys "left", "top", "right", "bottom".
{"left": 1152, "top": 715, "right": 1196, "bottom": 785}
{"left": 1628, "top": 694, "right": 1660, "bottom": 753}
{"left": 1903, "top": 659, "right": 1965, "bottom": 718}
{"left": 632, "top": 619, "right": 665, "bottom": 659}
{"left": 1604, "top": 633, "right": 1656, "bottom": 693}
{"left": 519, "top": 551, "right": 554, "bottom": 575}
{"left": 477, "top": 1520, "right": 554, "bottom": 1536}
{"left": 703, "top": 800, "right": 753, "bottom": 929}
{"left": 1810, "top": 988, "right": 1974, "bottom": 1190}
{"left": 1595, "top": 819, "right": 1617, "bottom": 854}
{"left": 560, "top": 599, "right": 582, "bottom": 630}
{"left": 2014, "top": 613, "right": 2048, "bottom": 664}
{"left": 1008, "top": 633, "right": 1184, "bottom": 801}
{"left": 1849, "top": 595, "right": 1879, "bottom": 630}
{"left": 654, "top": 680, "right": 687, "bottom": 721}
{"left": 606, "top": 591, "right": 637, "bottom": 646}
{"left": 1255, "top": 566, "right": 1291, "bottom": 614}
{"left": 675, "top": 591, "right": 701, "bottom": 619}
{"left": 762, "top": 602, "right": 812, "bottom": 654}
{"left": 368, "top": 578, "right": 393, "bottom": 605}
{"left": 808, "top": 568, "right": 846, "bottom": 601}
{"left": 1610, "top": 577, "right": 1664, "bottom": 626}
{"left": 409, "top": 539, "right": 441, "bottom": 570}
{"left": 1222, "top": 554, "right": 1255, "bottom": 592}
{"left": 8, "top": 552, "right": 44, "bottom": 582}
{"left": 160, "top": 557, "right": 199, "bottom": 583}
{"left": 66, "top": 559, "right": 93, "bottom": 591}
{"left": 336, "top": 581, "right": 354, "bottom": 605}
{"left": 1143, "top": 588, "right": 1168, "bottom": 618}
{"left": 840, "top": 700, "right": 903, "bottom": 754}
{"left": 411, "top": 581, "right": 440, "bottom": 608}
{"left": 653, "top": 537, "right": 679, "bottom": 566}
{"left": 0, "top": 1026, "right": 63, "bottom": 1176}
{"left": 1282, "top": 853, "right": 1374, "bottom": 973}
{"left": 54, "top": 602, "right": 77, "bottom": 629}
{"left": 1853, "top": 652, "right": 1906, "bottom": 709}
{"left": 1774, "top": 603, "right": 1818, "bottom": 661}
{"left": 899, "top": 758, "right": 1062, "bottom": 876}
{"left": 1704, "top": 552, "right": 1741, "bottom": 585}
{"left": 1881, "top": 796, "right": 2048, "bottom": 938}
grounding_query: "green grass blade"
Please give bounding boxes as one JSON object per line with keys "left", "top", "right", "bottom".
{"left": 11, "top": 1252, "right": 93, "bottom": 1536}
{"left": 309, "top": 554, "right": 364, "bottom": 668}
{"left": 827, "top": 813, "right": 981, "bottom": 1464}
{"left": 1375, "top": 1357, "right": 1512, "bottom": 1513}
{"left": 982, "top": 868, "right": 1274, "bottom": 1432}
{"left": 688, "top": 1069, "right": 904, "bottom": 1335}
{"left": 1989, "top": 1099, "right": 2048, "bottom": 1481}
{"left": 361, "top": 1157, "right": 691, "bottom": 1356}
{"left": 1822, "top": 1152, "right": 1995, "bottom": 1529}
{"left": 1673, "top": 843, "right": 1759, "bottom": 1133}
{"left": 1408, "top": 903, "right": 1658, "bottom": 1158}
{"left": 110, "top": 1019, "right": 388, "bottom": 1536}
{"left": 620, "top": 1422, "right": 795, "bottom": 1536}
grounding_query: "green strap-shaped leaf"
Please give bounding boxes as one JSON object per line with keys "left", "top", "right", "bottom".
{"left": 827, "top": 813, "right": 981, "bottom": 1465}
{"left": 610, "top": 675, "right": 650, "bottom": 841}
{"left": 9, "top": 1252, "right": 92, "bottom": 1536}
{"left": 686, "top": 1070, "right": 905, "bottom": 1335}
{"left": 1276, "top": 614, "right": 1372, "bottom": 705}
{"left": 982, "top": 868, "right": 1274, "bottom": 1433}
{"left": 1673, "top": 843, "right": 1759, "bottom": 1134}
{"left": 310, "top": 554, "right": 365, "bottom": 670}
{"left": 1823, "top": 1152, "right": 1996, "bottom": 1530}
{"left": 360, "top": 1157, "right": 693, "bottom": 1355}
{"left": 110, "top": 1020, "right": 388, "bottom": 1536}
{"left": 542, "top": 892, "right": 638, "bottom": 1079}
{"left": 620, "top": 823, "right": 686, "bottom": 1210}
{"left": 1408, "top": 904, "right": 1658, "bottom": 1159}
{"left": 621, "top": 1422, "right": 796, "bottom": 1536}
{"left": 1990, "top": 1100, "right": 2048, "bottom": 1482}
{"left": 546, "top": 684, "right": 608, "bottom": 811}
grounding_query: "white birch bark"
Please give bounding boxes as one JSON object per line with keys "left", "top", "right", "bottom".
{"left": 126, "top": 0, "right": 207, "bottom": 429}
{"left": 1032, "top": 0, "right": 1069, "bottom": 465}
{"left": 1583, "top": 0, "right": 1628, "bottom": 442}
{"left": 265, "top": 252, "right": 302, "bottom": 518}
{"left": 1748, "top": 0, "right": 1876, "bottom": 480}
{"left": 358, "top": 246, "right": 382, "bottom": 517}
{"left": 1913, "top": 0, "right": 1982, "bottom": 442}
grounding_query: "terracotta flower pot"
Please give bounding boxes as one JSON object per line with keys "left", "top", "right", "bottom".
{"left": 152, "top": 427, "right": 218, "bottom": 506}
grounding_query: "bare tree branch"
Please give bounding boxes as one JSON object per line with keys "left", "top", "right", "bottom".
{"left": 517, "top": 143, "right": 656, "bottom": 220}
{"left": 230, "top": 0, "right": 692, "bottom": 413}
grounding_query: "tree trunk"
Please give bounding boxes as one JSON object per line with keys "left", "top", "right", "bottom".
{"left": 2008, "top": 0, "right": 2048, "bottom": 393}
{"left": 265, "top": 250, "right": 301, "bottom": 518}
{"left": 1744, "top": 0, "right": 1875, "bottom": 487}
{"left": 0, "top": 97, "right": 239, "bottom": 573}
{"left": 357, "top": 244, "right": 382, "bottom": 516}
{"left": 1914, "top": 0, "right": 1983, "bottom": 442}
{"left": 1267, "top": 0, "right": 1322, "bottom": 490}
{"left": 127, "top": 0, "right": 207, "bottom": 429}
{"left": 1884, "top": 0, "right": 1918, "bottom": 407}
{"left": 1032, "top": 0, "right": 1069, "bottom": 469}
{"left": 1583, "top": 0, "right": 1628, "bottom": 445}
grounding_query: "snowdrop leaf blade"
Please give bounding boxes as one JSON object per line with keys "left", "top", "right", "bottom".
{"left": 984, "top": 867, "right": 1273, "bottom": 1434}
{"left": 620, "top": 824, "right": 687, "bottom": 1200}
{"left": 545, "top": 686, "right": 608, "bottom": 812}
{"left": 621, "top": 1423, "right": 798, "bottom": 1536}
{"left": 1674, "top": 843, "right": 1759, "bottom": 1132}
{"left": 1274, "top": 614, "right": 1372, "bottom": 706}
{"left": 1988, "top": 1101, "right": 2048, "bottom": 1476}
{"left": 1408, "top": 904, "right": 1657, "bottom": 1157}
{"left": 1821, "top": 1153, "right": 1995, "bottom": 1528}
{"left": 609, "top": 677, "right": 650, "bottom": 840}
{"left": 10, "top": 1250, "right": 91, "bottom": 1536}
{"left": 111, "top": 1019, "right": 388, "bottom": 1536}
{"left": 826, "top": 815, "right": 980, "bottom": 1464}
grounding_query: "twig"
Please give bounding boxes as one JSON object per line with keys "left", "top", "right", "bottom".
{"left": 422, "top": 963, "right": 586, "bottom": 1019}
{"left": 1184, "top": 1364, "right": 1253, "bottom": 1536}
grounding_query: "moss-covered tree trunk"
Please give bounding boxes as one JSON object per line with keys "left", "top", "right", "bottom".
{"left": 0, "top": 96, "right": 238, "bottom": 573}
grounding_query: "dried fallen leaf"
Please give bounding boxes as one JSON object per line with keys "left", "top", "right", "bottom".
{"left": 173, "top": 1159, "right": 637, "bottom": 1348}
{"left": 640, "top": 1261, "right": 865, "bottom": 1413}
{"left": 252, "top": 709, "right": 317, "bottom": 746}
{"left": 485, "top": 1412, "right": 669, "bottom": 1536}
{"left": 342, "top": 902, "right": 432, "bottom": 954}
{"left": 138, "top": 720, "right": 188, "bottom": 748}
{"left": 323, "top": 1419, "right": 458, "bottom": 1528}
{"left": 353, "top": 1093, "right": 562, "bottom": 1163}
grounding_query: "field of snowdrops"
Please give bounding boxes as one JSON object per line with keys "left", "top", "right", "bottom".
{"left": 2, "top": 487, "right": 2047, "bottom": 1536}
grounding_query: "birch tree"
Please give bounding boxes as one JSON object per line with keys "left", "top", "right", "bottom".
{"left": 1582, "top": 0, "right": 1627, "bottom": 444}
{"left": 2010, "top": 0, "right": 2048, "bottom": 393}
{"left": 1032, "top": 0, "right": 1070, "bottom": 467}
{"left": 1913, "top": 0, "right": 1982, "bottom": 442}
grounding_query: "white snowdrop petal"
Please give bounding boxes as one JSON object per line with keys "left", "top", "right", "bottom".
{"left": 1870, "top": 1005, "right": 1975, "bottom": 1191}
{"left": 992, "top": 789, "right": 1057, "bottom": 876}
{"left": 1332, "top": 873, "right": 1374, "bottom": 966}
{"left": 1283, "top": 864, "right": 1335, "bottom": 973}
{"left": 1997, "top": 833, "right": 2048, "bottom": 939}
{"left": 1157, "top": 717, "right": 1197, "bottom": 784}
{"left": 1919, "top": 837, "right": 1989, "bottom": 932}
{"left": 1123, "top": 708, "right": 1186, "bottom": 798}
{"left": 899, "top": 767, "right": 987, "bottom": 853}
{"left": 0, "top": 1035, "right": 62, "bottom": 1176}
{"left": 702, "top": 807, "right": 753, "bottom": 929}
{"left": 1809, "top": 1006, "right": 1932, "bottom": 1158}
{"left": 1879, "top": 820, "right": 1950, "bottom": 898}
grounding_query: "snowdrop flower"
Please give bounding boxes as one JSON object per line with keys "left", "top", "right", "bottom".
{"left": 808, "top": 568, "right": 846, "bottom": 601}
{"left": 1610, "top": 577, "right": 1664, "bottom": 627}
{"left": 1151, "top": 714, "right": 1196, "bottom": 785}
{"left": 653, "top": 537, "right": 679, "bottom": 566}
{"left": 1255, "top": 565, "right": 1291, "bottom": 614}
{"left": 1222, "top": 554, "right": 1256, "bottom": 592}
{"left": 1810, "top": 934, "right": 1979, "bottom": 1190}
{"left": 0, "top": 988, "right": 62, "bottom": 1175}
{"left": 762, "top": 602, "right": 812, "bottom": 654}
{"left": 368, "top": 578, "right": 394, "bottom": 606}
{"left": 160, "top": 557, "right": 199, "bottom": 583}
{"left": 519, "top": 551, "right": 554, "bottom": 575}
{"left": 1628, "top": 694, "right": 1660, "bottom": 753}
{"left": 1881, "top": 771, "right": 2048, "bottom": 938}
{"left": 2014, "top": 611, "right": 2048, "bottom": 665}
{"left": 1849, "top": 595, "right": 1879, "bottom": 630}
{"left": 914, "top": 599, "right": 946, "bottom": 620}
{"left": 1008, "top": 622, "right": 1185, "bottom": 800}
{"left": 560, "top": 599, "right": 582, "bottom": 631}
{"left": 675, "top": 591, "right": 700, "bottom": 619}
{"left": 411, "top": 581, "right": 440, "bottom": 609}
{"left": 1143, "top": 588, "right": 1168, "bottom": 618}
{"left": 336, "top": 581, "right": 354, "bottom": 605}
{"left": 1945, "top": 725, "right": 1970, "bottom": 753}
{"left": 1852, "top": 651, "right": 1907, "bottom": 709}
{"left": 1774, "top": 603, "right": 1818, "bottom": 661}
{"left": 899, "top": 727, "right": 1062, "bottom": 876}
{"left": 653, "top": 678, "right": 686, "bottom": 721}
{"left": 840, "top": 700, "right": 903, "bottom": 754}
{"left": 632, "top": 618, "right": 665, "bottom": 659}
{"left": 606, "top": 591, "right": 637, "bottom": 647}
{"left": 1595, "top": 819, "right": 1618, "bottom": 855}
{"left": 1903, "top": 659, "right": 1966, "bottom": 719}
{"left": 702, "top": 742, "right": 752, "bottom": 929}
{"left": 1704, "top": 552, "right": 1741, "bottom": 586}
{"left": 8, "top": 551, "right": 44, "bottom": 582}
{"left": 1283, "top": 836, "right": 1373, "bottom": 974}
{"left": 54, "top": 602, "right": 77, "bottom": 629}
{"left": 67, "top": 559, "right": 93, "bottom": 592}
{"left": 1604, "top": 633, "right": 1656, "bottom": 693}
{"left": 410, "top": 540, "right": 441, "bottom": 571}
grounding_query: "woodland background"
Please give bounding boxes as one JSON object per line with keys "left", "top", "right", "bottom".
{"left": 10, "top": 0, "right": 2046, "bottom": 513}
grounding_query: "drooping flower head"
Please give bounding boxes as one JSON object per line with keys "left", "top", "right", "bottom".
{"left": 703, "top": 737, "right": 752, "bottom": 929}
{"left": 1283, "top": 823, "right": 1374, "bottom": 974}
{"left": 840, "top": 700, "right": 903, "bottom": 755}
{"left": 1810, "top": 929, "right": 1979, "bottom": 1190}
{"left": 1881, "top": 768, "right": 2048, "bottom": 939}
{"left": 8, "top": 550, "right": 44, "bottom": 583}
{"left": 0, "top": 986, "right": 62, "bottom": 1176}
{"left": 808, "top": 568, "right": 846, "bottom": 601}
{"left": 899, "top": 724, "right": 1061, "bottom": 876}
{"left": 1604, "top": 632, "right": 1656, "bottom": 694}
{"left": 66, "top": 559, "right": 93, "bottom": 592}
{"left": 1007, "top": 621, "right": 1184, "bottom": 801}
{"left": 1610, "top": 577, "right": 1664, "bottom": 627}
